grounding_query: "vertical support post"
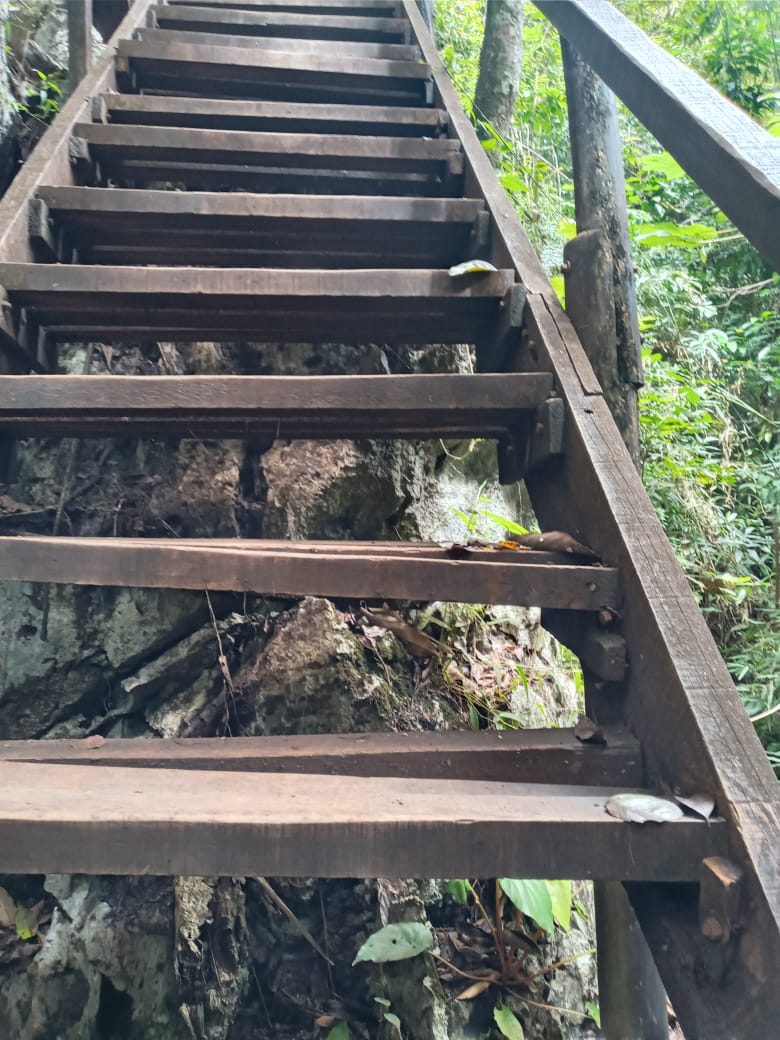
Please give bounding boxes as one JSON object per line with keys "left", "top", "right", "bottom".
{"left": 560, "top": 38, "right": 643, "bottom": 469}
{"left": 67, "top": 0, "right": 93, "bottom": 94}
{"left": 560, "top": 36, "right": 667, "bottom": 1040}
{"left": 595, "top": 882, "right": 668, "bottom": 1040}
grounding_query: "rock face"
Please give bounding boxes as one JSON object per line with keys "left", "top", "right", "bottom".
{"left": 0, "top": 334, "right": 595, "bottom": 1039}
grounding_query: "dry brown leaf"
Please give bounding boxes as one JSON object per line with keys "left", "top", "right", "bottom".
{"left": 574, "top": 715, "right": 607, "bottom": 745}
{"left": 0, "top": 495, "right": 31, "bottom": 515}
{"left": 315, "top": 1015, "right": 336, "bottom": 1029}
{"left": 508, "top": 531, "right": 599, "bottom": 560}
{"left": 83, "top": 735, "right": 105, "bottom": 749}
{"left": 360, "top": 606, "right": 439, "bottom": 659}
{"left": 674, "top": 792, "right": 716, "bottom": 820}
{"left": 455, "top": 979, "right": 493, "bottom": 1001}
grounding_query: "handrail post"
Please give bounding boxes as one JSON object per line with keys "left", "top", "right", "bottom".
{"left": 67, "top": 0, "right": 93, "bottom": 94}
{"left": 560, "top": 37, "right": 668, "bottom": 1040}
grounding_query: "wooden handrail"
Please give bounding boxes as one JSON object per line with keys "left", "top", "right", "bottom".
{"left": 534, "top": 0, "right": 780, "bottom": 272}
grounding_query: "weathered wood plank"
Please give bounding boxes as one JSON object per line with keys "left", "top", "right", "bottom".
{"left": 72, "top": 123, "right": 461, "bottom": 175}
{"left": 37, "top": 188, "right": 481, "bottom": 267}
{"left": 166, "top": 0, "right": 402, "bottom": 16}
{"left": 404, "top": 2, "right": 780, "bottom": 1033}
{"left": 0, "top": 373, "right": 551, "bottom": 439}
{"left": 0, "top": 762, "right": 723, "bottom": 880}
{"left": 116, "top": 37, "right": 430, "bottom": 92}
{"left": 0, "top": 264, "right": 511, "bottom": 299}
{"left": 535, "top": 0, "right": 780, "bottom": 271}
{"left": 0, "top": 0, "right": 152, "bottom": 266}
{"left": 0, "top": 536, "right": 619, "bottom": 610}
{"left": 138, "top": 26, "right": 418, "bottom": 61}
{"left": 38, "top": 187, "right": 481, "bottom": 223}
{"left": 0, "top": 727, "right": 644, "bottom": 787}
{"left": 153, "top": 4, "right": 406, "bottom": 43}
{"left": 97, "top": 94, "right": 446, "bottom": 135}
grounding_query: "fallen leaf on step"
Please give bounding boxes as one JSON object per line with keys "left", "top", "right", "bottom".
{"left": 574, "top": 715, "right": 607, "bottom": 745}
{"left": 315, "top": 1016, "right": 336, "bottom": 1029}
{"left": 83, "top": 735, "right": 105, "bottom": 749}
{"left": 449, "top": 259, "right": 498, "bottom": 277}
{"left": 360, "top": 606, "right": 439, "bottom": 659}
{"left": 0, "top": 495, "right": 32, "bottom": 515}
{"left": 456, "top": 979, "right": 494, "bottom": 1001}
{"left": 674, "top": 792, "right": 716, "bottom": 820}
{"left": 606, "top": 793, "right": 684, "bottom": 824}
{"left": 507, "top": 531, "right": 599, "bottom": 560}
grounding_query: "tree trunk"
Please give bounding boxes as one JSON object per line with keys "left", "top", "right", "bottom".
{"left": 473, "top": 0, "right": 524, "bottom": 137}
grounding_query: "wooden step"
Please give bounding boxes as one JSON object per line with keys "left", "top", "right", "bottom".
{"left": 95, "top": 94, "right": 447, "bottom": 137}
{"left": 165, "top": 0, "right": 405, "bottom": 22}
{"left": 0, "top": 536, "right": 618, "bottom": 610}
{"left": 153, "top": 3, "right": 408, "bottom": 43}
{"left": 116, "top": 38, "right": 430, "bottom": 105}
{"left": 0, "top": 761, "right": 725, "bottom": 879}
{"left": 0, "top": 727, "right": 644, "bottom": 787}
{"left": 72, "top": 124, "right": 462, "bottom": 195}
{"left": 137, "top": 26, "right": 419, "bottom": 62}
{"left": 0, "top": 373, "right": 552, "bottom": 439}
{"left": 0, "top": 265, "right": 513, "bottom": 344}
{"left": 34, "top": 188, "right": 485, "bottom": 267}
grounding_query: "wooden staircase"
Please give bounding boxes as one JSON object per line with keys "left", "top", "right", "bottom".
{"left": 0, "top": 2, "right": 777, "bottom": 1037}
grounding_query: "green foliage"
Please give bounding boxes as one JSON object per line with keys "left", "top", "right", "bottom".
{"left": 499, "top": 879, "right": 554, "bottom": 933}
{"left": 493, "top": 1004, "right": 525, "bottom": 1039}
{"left": 352, "top": 923, "right": 433, "bottom": 965}
{"left": 326, "top": 1022, "right": 349, "bottom": 1040}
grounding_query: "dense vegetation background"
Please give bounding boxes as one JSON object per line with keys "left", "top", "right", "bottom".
{"left": 436, "top": 0, "right": 780, "bottom": 774}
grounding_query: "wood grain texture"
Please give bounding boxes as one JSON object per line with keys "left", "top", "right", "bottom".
{"left": 0, "top": 762, "right": 724, "bottom": 880}
{"left": 73, "top": 123, "right": 459, "bottom": 173}
{"left": 0, "top": 264, "right": 512, "bottom": 343}
{"left": 0, "top": 536, "right": 619, "bottom": 610}
{"left": 137, "top": 26, "right": 418, "bottom": 61}
{"left": 535, "top": 0, "right": 780, "bottom": 271}
{"left": 97, "top": 94, "right": 446, "bottom": 135}
{"left": 0, "top": 372, "right": 551, "bottom": 438}
{"left": 0, "top": 727, "right": 644, "bottom": 787}
{"left": 153, "top": 5, "right": 407, "bottom": 43}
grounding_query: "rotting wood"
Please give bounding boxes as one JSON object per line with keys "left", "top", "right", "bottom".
{"left": 0, "top": 536, "right": 620, "bottom": 610}
{"left": 0, "top": 762, "right": 725, "bottom": 881}
{"left": 0, "top": 728, "right": 644, "bottom": 787}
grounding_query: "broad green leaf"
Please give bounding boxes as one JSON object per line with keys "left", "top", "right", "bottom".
{"left": 545, "top": 880, "right": 572, "bottom": 932}
{"left": 384, "top": 1013, "right": 402, "bottom": 1030}
{"left": 374, "top": 997, "right": 391, "bottom": 1008}
{"left": 549, "top": 274, "right": 566, "bottom": 307}
{"left": 326, "top": 1023, "right": 349, "bottom": 1040}
{"left": 586, "top": 1001, "right": 601, "bottom": 1028}
{"left": 557, "top": 217, "right": 577, "bottom": 241}
{"left": 449, "top": 259, "right": 498, "bottom": 276}
{"left": 474, "top": 509, "right": 528, "bottom": 535}
{"left": 353, "top": 923, "right": 433, "bottom": 965}
{"left": 500, "top": 173, "right": 528, "bottom": 196}
{"left": 444, "top": 880, "right": 469, "bottom": 904}
{"left": 633, "top": 222, "right": 718, "bottom": 249}
{"left": 637, "top": 151, "right": 685, "bottom": 180}
{"left": 500, "top": 879, "right": 554, "bottom": 933}
{"left": 493, "top": 1004, "right": 525, "bottom": 1040}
